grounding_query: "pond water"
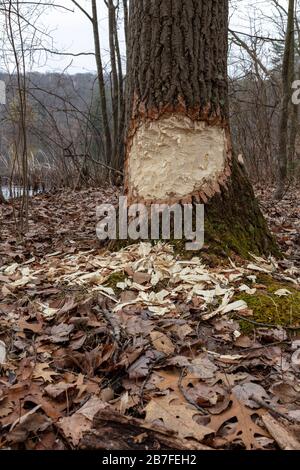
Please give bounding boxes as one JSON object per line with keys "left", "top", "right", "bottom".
{"left": 1, "top": 185, "right": 40, "bottom": 200}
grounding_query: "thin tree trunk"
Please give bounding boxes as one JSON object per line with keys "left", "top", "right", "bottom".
{"left": 106, "top": 0, "right": 119, "bottom": 168}
{"left": 288, "top": 31, "right": 297, "bottom": 173}
{"left": 123, "top": 0, "right": 129, "bottom": 52}
{"left": 113, "top": 5, "right": 125, "bottom": 172}
{"left": 275, "top": 0, "right": 295, "bottom": 200}
{"left": 91, "top": 0, "right": 112, "bottom": 166}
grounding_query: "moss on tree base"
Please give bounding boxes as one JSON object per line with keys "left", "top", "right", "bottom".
{"left": 203, "top": 158, "right": 280, "bottom": 259}
{"left": 106, "top": 159, "right": 280, "bottom": 262}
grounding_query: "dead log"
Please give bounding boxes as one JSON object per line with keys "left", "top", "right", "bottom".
{"left": 80, "top": 409, "right": 212, "bottom": 451}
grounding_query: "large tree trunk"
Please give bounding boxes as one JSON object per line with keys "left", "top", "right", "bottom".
{"left": 124, "top": 0, "right": 278, "bottom": 257}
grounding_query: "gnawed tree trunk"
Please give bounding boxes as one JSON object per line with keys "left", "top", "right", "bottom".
{"left": 124, "top": 0, "right": 278, "bottom": 257}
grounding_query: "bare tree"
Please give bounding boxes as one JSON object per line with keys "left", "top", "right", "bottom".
{"left": 275, "top": 0, "right": 295, "bottom": 199}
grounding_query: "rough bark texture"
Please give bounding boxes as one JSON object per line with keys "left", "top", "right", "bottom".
{"left": 126, "top": 0, "right": 228, "bottom": 120}
{"left": 125, "top": 0, "right": 231, "bottom": 204}
{"left": 124, "top": 0, "right": 279, "bottom": 257}
{"left": 204, "top": 158, "right": 279, "bottom": 258}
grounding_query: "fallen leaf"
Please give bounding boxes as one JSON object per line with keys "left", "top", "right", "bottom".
{"left": 7, "top": 409, "right": 51, "bottom": 444}
{"left": 150, "top": 331, "right": 175, "bottom": 355}
{"left": 287, "top": 410, "right": 300, "bottom": 423}
{"left": 132, "top": 272, "right": 151, "bottom": 284}
{"left": 50, "top": 323, "right": 74, "bottom": 343}
{"left": 58, "top": 397, "right": 107, "bottom": 446}
{"left": 44, "top": 382, "right": 76, "bottom": 400}
{"left": 17, "top": 319, "right": 43, "bottom": 334}
{"left": 189, "top": 355, "right": 218, "bottom": 379}
{"left": 33, "top": 363, "right": 59, "bottom": 383}
{"left": 0, "top": 398, "right": 14, "bottom": 418}
{"left": 145, "top": 393, "right": 214, "bottom": 442}
{"left": 234, "top": 335, "right": 254, "bottom": 348}
{"left": 209, "top": 394, "right": 268, "bottom": 450}
{"left": 232, "top": 383, "right": 269, "bottom": 409}
{"left": 128, "top": 350, "right": 162, "bottom": 379}
{"left": 155, "top": 370, "right": 196, "bottom": 395}
{"left": 274, "top": 289, "right": 292, "bottom": 297}
{"left": 270, "top": 382, "right": 300, "bottom": 404}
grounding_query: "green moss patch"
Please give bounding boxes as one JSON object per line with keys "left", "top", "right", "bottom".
{"left": 236, "top": 275, "right": 300, "bottom": 333}
{"left": 204, "top": 159, "right": 281, "bottom": 259}
{"left": 105, "top": 160, "right": 280, "bottom": 263}
{"left": 105, "top": 271, "right": 128, "bottom": 294}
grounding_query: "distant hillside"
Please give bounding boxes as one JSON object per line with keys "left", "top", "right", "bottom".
{"left": 0, "top": 72, "right": 99, "bottom": 175}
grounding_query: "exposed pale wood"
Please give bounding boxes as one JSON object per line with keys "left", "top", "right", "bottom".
{"left": 262, "top": 413, "right": 300, "bottom": 451}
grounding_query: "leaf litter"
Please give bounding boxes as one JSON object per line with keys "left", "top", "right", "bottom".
{"left": 0, "top": 189, "right": 300, "bottom": 450}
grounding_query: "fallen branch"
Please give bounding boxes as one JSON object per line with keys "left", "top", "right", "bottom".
{"left": 262, "top": 413, "right": 300, "bottom": 450}
{"left": 99, "top": 307, "right": 121, "bottom": 344}
{"left": 80, "top": 409, "right": 213, "bottom": 451}
{"left": 250, "top": 395, "right": 297, "bottom": 424}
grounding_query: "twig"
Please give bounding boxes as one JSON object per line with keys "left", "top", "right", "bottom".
{"left": 178, "top": 368, "right": 206, "bottom": 415}
{"left": 250, "top": 395, "right": 297, "bottom": 424}
{"left": 235, "top": 314, "right": 279, "bottom": 329}
{"left": 100, "top": 307, "right": 121, "bottom": 344}
{"left": 139, "top": 356, "right": 165, "bottom": 407}
{"left": 9, "top": 404, "right": 41, "bottom": 431}
{"left": 235, "top": 340, "right": 291, "bottom": 352}
{"left": 235, "top": 314, "right": 300, "bottom": 331}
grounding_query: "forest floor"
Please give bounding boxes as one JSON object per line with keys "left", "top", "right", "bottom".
{"left": 0, "top": 187, "right": 300, "bottom": 451}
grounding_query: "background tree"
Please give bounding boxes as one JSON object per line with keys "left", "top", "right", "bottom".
{"left": 71, "top": 0, "right": 126, "bottom": 177}
{"left": 275, "top": 0, "right": 295, "bottom": 199}
{"left": 1, "top": 1, "right": 299, "bottom": 205}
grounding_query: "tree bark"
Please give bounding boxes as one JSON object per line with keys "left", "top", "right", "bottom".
{"left": 275, "top": 0, "right": 295, "bottom": 200}
{"left": 106, "top": 0, "right": 119, "bottom": 167}
{"left": 112, "top": 1, "right": 125, "bottom": 171}
{"left": 288, "top": 20, "right": 297, "bottom": 176}
{"left": 124, "top": 0, "right": 278, "bottom": 257}
{"left": 91, "top": 0, "right": 112, "bottom": 166}
{"left": 123, "top": 0, "right": 129, "bottom": 52}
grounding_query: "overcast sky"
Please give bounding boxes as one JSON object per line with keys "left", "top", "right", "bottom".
{"left": 0, "top": 0, "right": 288, "bottom": 74}
{"left": 40, "top": 0, "right": 119, "bottom": 73}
